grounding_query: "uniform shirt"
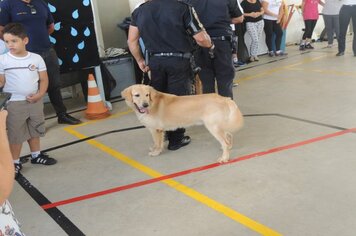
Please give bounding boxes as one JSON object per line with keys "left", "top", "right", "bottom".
{"left": 0, "top": 0, "right": 54, "bottom": 53}
{"left": 131, "top": 0, "right": 198, "bottom": 53}
{"left": 262, "top": 0, "right": 282, "bottom": 20}
{"left": 241, "top": 0, "right": 263, "bottom": 22}
{"left": 303, "top": 0, "right": 320, "bottom": 20}
{"left": 189, "top": 0, "right": 243, "bottom": 37}
{"left": 322, "top": 0, "right": 343, "bottom": 15}
{"left": 0, "top": 52, "right": 46, "bottom": 101}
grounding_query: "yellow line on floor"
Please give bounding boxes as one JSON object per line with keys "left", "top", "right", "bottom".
{"left": 236, "top": 55, "right": 326, "bottom": 83}
{"left": 64, "top": 127, "right": 282, "bottom": 236}
{"left": 286, "top": 67, "right": 356, "bottom": 76}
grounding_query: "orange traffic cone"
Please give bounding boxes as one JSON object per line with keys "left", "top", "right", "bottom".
{"left": 85, "top": 74, "right": 110, "bottom": 120}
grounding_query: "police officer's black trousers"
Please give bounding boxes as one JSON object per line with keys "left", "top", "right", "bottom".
{"left": 37, "top": 48, "right": 67, "bottom": 116}
{"left": 149, "top": 57, "right": 192, "bottom": 143}
{"left": 196, "top": 40, "right": 235, "bottom": 99}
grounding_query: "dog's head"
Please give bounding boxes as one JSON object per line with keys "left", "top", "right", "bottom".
{"left": 121, "top": 84, "right": 156, "bottom": 114}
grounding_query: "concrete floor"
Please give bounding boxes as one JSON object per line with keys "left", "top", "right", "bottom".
{"left": 9, "top": 38, "right": 356, "bottom": 236}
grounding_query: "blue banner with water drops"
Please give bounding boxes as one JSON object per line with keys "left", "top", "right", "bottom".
{"left": 44, "top": 0, "right": 100, "bottom": 73}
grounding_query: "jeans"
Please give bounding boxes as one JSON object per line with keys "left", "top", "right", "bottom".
{"left": 338, "top": 5, "right": 356, "bottom": 54}
{"left": 36, "top": 48, "right": 67, "bottom": 115}
{"left": 263, "top": 19, "right": 283, "bottom": 52}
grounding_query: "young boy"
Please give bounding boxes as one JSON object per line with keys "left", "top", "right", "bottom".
{"left": 0, "top": 23, "right": 57, "bottom": 178}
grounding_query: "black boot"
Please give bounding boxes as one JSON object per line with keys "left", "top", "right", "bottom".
{"left": 58, "top": 113, "right": 82, "bottom": 125}
{"left": 167, "top": 128, "right": 191, "bottom": 150}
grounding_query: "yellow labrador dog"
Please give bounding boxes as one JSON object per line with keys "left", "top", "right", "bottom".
{"left": 121, "top": 84, "right": 244, "bottom": 163}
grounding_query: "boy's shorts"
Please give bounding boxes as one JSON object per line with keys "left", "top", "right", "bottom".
{"left": 6, "top": 100, "right": 45, "bottom": 144}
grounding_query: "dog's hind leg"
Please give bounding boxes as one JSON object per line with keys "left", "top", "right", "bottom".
{"left": 148, "top": 128, "right": 164, "bottom": 156}
{"left": 205, "top": 125, "right": 230, "bottom": 163}
{"left": 226, "top": 132, "right": 233, "bottom": 150}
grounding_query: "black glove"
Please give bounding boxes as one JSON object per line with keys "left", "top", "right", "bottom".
{"left": 208, "top": 43, "right": 215, "bottom": 59}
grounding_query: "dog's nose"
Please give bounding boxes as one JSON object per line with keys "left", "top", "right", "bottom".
{"left": 143, "top": 102, "right": 149, "bottom": 108}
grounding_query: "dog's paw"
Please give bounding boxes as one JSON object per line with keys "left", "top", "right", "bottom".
{"left": 217, "top": 156, "right": 229, "bottom": 163}
{"left": 149, "top": 149, "right": 162, "bottom": 156}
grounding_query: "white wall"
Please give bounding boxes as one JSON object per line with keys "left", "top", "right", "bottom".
{"left": 94, "top": 0, "right": 326, "bottom": 50}
{"left": 92, "top": 0, "right": 131, "bottom": 49}
{"left": 284, "top": 0, "right": 325, "bottom": 45}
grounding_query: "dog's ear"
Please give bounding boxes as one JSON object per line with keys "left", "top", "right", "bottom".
{"left": 121, "top": 86, "right": 133, "bottom": 102}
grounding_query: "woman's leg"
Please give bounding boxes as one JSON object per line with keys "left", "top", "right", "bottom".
{"left": 273, "top": 21, "right": 283, "bottom": 51}
{"left": 263, "top": 19, "right": 274, "bottom": 52}
{"left": 323, "top": 15, "right": 334, "bottom": 45}
{"left": 246, "top": 22, "right": 259, "bottom": 57}
{"left": 338, "top": 5, "right": 352, "bottom": 54}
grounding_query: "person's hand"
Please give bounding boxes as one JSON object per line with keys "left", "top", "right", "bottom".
{"left": 26, "top": 93, "right": 42, "bottom": 103}
{"left": 138, "top": 60, "right": 150, "bottom": 73}
{"left": 208, "top": 43, "right": 215, "bottom": 59}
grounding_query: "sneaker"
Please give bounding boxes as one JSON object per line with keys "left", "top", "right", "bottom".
{"left": 268, "top": 51, "right": 275, "bottom": 57}
{"left": 31, "top": 153, "right": 57, "bottom": 165}
{"left": 305, "top": 44, "right": 314, "bottom": 49}
{"left": 276, "top": 51, "right": 288, "bottom": 56}
{"left": 168, "top": 136, "right": 191, "bottom": 151}
{"left": 249, "top": 56, "right": 255, "bottom": 62}
{"left": 234, "top": 61, "right": 246, "bottom": 67}
{"left": 254, "top": 56, "right": 259, "bottom": 61}
{"left": 327, "top": 44, "right": 333, "bottom": 48}
{"left": 14, "top": 163, "right": 22, "bottom": 179}
{"left": 336, "top": 52, "right": 344, "bottom": 56}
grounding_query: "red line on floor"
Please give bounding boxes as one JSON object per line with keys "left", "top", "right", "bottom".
{"left": 42, "top": 128, "right": 356, "bottom": 210}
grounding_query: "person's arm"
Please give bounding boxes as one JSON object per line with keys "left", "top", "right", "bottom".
{"left": 301, "top": 0, "right": 306, "bottom": 14}
{"left": 0, "top": 110, "right": 14, "bottom": 205}
{"left": 127, "top": 25, "right": 149, "bottom": 73}
{"left": 0, "top": 74, "right": 5, "bottom": 88}
{"left": 231, "top": 0, "right": 245, "bottom": 24}
{"left": 232, "top": 15, "right": 245, "bottom": 24}
{"left": 193, "top": 30, "right": 213, "bottom": 48}
{"left": 47, "top": 23, "right": 55, "bottom": 35}
{"left": 0, "top": 25, "right": 4, "bottom": 39}
{"left": 26, "top": 70, "right": 48, "bottom": 103}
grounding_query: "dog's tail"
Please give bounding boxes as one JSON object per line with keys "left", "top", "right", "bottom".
{"left": 226, "top": 99, "right": 244, "bottom": 132}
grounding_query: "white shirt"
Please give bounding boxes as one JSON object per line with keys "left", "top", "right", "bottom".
{"left": 322, "top": 0, "right": 343, "bottom": 15}
{"left": 0, "top": 52, "right": 46, "bottom": 101}
{"left": 342, "top": 0, "right": 356, "bottom": 5}
{"left": 262, "top": 0, "right": 282, "bottom": 20}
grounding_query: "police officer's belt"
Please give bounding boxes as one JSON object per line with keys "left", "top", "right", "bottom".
{"left": 211, "top": 36, "right": 232, "bottom": 41}
{"left": 150, "top": 52, "right": 191, "bottom": 59}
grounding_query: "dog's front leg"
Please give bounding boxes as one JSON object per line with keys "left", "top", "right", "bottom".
{"left": 148, "top": 128, "right": 164, "bottom": 156}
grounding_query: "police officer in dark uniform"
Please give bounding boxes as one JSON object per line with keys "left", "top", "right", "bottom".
{"left": 128, "top": 0, "right": 213, "bottom": 150}
{"left": 188, "top": 0, "right": 244, "bottom": 99}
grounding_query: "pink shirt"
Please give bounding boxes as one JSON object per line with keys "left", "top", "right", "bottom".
{"left": 303, "top": 0, "right": 320, "bottom": 20}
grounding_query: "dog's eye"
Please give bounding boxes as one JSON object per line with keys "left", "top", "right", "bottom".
{"left": 146, "top": 93, "right": 149, "bottom": 97}
{"left": 134, "top": 94, "right": 140, "bottom": 97}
